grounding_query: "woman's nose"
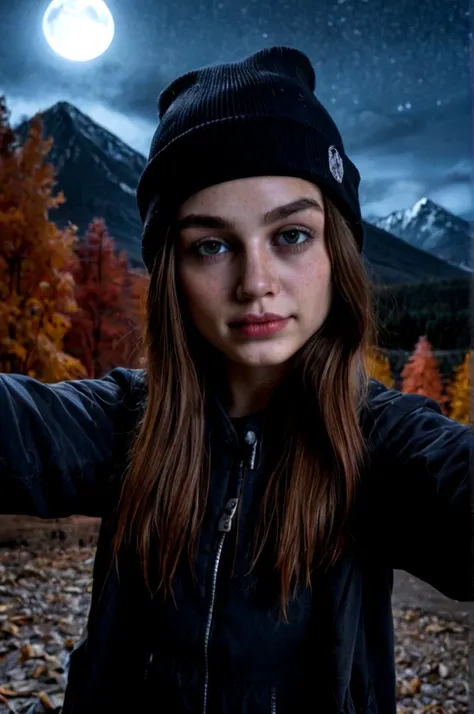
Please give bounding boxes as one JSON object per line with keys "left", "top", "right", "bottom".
{"left": 235, "top": 248, "right": 279, "bottom": 301}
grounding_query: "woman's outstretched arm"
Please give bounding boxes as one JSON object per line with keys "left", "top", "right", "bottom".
{"left": 364, "top": 387, "right": 472, "bottom": 602}
{"left": 0, "top": 367, "right": 144, "bottom": 519}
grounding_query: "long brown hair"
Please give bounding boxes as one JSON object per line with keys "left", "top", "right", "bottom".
{"left": 110, "top": 195, "right": 377, "bottom": 617}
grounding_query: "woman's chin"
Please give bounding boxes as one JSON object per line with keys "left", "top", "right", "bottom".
{"left": 224, "top": 342, "right": 297, "bottom": 369}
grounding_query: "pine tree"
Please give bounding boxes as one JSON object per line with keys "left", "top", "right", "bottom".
{"left": 64, "top": 218, "right": 140, "bottom": 377}
{"left": 401, "top": 335, "right": 445, "bottom": 407}
{"left": 0, "top": 96, "right": 86, "bottom": 381}
{"left": 365, "top": 346, "right": 394, "bottom": 388}
{"left": 446, "top": 352, "right": 471, "bottom": 424}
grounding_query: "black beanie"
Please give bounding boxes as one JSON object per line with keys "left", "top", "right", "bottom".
{"left": 137, "top": 46, "right": 363, "bottom": 273}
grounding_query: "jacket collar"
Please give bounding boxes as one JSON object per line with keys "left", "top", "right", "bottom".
{"left": 204, "top": 387, "right": 266, "bottom": 449}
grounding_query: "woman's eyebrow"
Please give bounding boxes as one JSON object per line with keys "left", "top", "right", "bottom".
{"left": 175, "top": 197, "right": 324, "bottom": 233}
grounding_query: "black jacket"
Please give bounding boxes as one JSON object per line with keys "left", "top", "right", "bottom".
{"left": 1, "top": 368, "right": 472, "bottom": 714}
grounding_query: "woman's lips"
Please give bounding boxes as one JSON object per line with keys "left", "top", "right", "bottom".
{"left": 230, "top": 317, "right": 290, "bottom": 338}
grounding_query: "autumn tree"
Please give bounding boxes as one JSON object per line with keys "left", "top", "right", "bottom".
{"left": 64, "top": 218, "right": 143, "bottom": 377}
{"left": 0, "top": 96, "right": 86, "bottom": 381}
{"left": 365, "top": 346, "right": 394, "bottom": 389}
{"left": 401, "top": 335, "right": 445, "bottom": 408}
{"left": 446, "top": 351, "right": 471, "bottom": 424}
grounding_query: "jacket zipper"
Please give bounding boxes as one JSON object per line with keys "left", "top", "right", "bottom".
{"left": 271, "top": 686, "right": 277, "bottom": 714}
{"left": 202, "top": 495, "right": 239, "bottom": 714}
{"left": 202, "top": 429, "right": 259, "bottom": 714}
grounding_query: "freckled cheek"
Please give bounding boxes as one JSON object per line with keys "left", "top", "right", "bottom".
{"left": 179, "top": 271, "right": 226, "bottom": 313}
{"left": 292, "top": 261, "right": 331, "bottom": 302}
{"left": 292, "top": 262, "right": 330, "bottom": 291}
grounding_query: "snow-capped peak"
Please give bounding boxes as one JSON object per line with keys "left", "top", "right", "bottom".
{"left": 374, "top": 198, "right": 471, "bottom": 271}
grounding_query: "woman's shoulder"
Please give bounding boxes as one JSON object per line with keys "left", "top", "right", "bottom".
{"left": 96, "top": 367, "right": 148, "bottom": 427}
{"left": 361, "top": 377, "right": 462, "bottom": 448}
{"left": 105, "top": 366, "right": 147, "bottom": 401}
{"left": 365, "top": 377, "right": 443, "bottom": 417}
{"left": 87, "top": 367, "right": 147, "bottom": 408}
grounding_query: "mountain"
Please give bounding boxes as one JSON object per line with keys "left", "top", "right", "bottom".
{"left": 374, "top": 198, "right": 472, "bottom": 271}
{"left": 361, "top": 221, "right": 467, "bottom": 285}
{"left": 15, "top": 101, "right": 147, "bottom": 267}
{"left": 14, "top": 102, "right": 468, "bottom": 283}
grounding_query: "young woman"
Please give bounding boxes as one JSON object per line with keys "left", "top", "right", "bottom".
{"left": 1, "top": 46, "right": 471, "bottom": 714}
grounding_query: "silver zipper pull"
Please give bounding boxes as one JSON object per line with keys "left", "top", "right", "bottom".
{"left": 145, "top": 652, "right": 153, "bottom": 680}
{"left": 218, "top": 498, "right": 239, "bottom": 532}
{"left": 244, "top": 429, "right": 258, "bottom": 470}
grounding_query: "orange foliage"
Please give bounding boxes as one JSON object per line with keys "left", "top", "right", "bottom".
{"left": 446, "top": 351, "right": 471, "bottom": 425}
{"left": 365, "top": 346, "right": 394, "bottom": 389}
{"left": 0, "top": 96, "right": 86, "bottom": 381}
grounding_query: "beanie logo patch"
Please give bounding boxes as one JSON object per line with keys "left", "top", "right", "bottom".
{"left": 328, "top": 145, "right": 344, "bottom": 183}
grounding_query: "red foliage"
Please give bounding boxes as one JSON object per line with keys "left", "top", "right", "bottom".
{"left": 401, "top": 335, "right": 445, "bottom": 407}
{"left": 64, "top": 218, "right": 141, "bottom": 377}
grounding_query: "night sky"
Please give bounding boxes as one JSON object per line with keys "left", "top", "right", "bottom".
{"left": 0, "top": 0, "right": 471, "bottom": 221}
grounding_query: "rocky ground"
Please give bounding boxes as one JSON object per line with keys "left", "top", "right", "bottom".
{"left": 0, "top": 537, "right": 472, "bottom": 713}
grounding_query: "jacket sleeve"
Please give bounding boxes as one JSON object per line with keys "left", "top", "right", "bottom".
{"left": 0, "top": 367, "right": 144, "bottom": 519}
{"left": 365, "top": 389, "right": 472, "bottom": 602}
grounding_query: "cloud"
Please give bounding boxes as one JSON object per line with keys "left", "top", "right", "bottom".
{"left": 355, "top": 147, "right": 424, "bottom": 217}
{"left": 438, "top": 158, "right": 472, "bottom": 184}
{"left": 75, "top": 101, "right": 154, "bottom": 156}
{"left": 2, "top": 94, "right": 51, "bottom": 125}
{"left": 429, "top": 182, "right": 473, "bottom": 220}
{"left": 360, "top": 167, "right": 473, "bottom": 221}
{"left": 354, "top": 123, "right": 473, "bottom": 220}
{"left": 361, "top": 179, "right": 425, "bottom": 219}
{"left": 360, "top": 169, "right": 473, "bottom": 221}
{"left": 341, "top": 108, "right": 423, "bottom": 151}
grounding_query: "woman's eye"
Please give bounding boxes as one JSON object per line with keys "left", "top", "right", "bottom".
{"left": 276, "top": 229, "right": 311, "bottom": 246}
{"left": 195, "top": 240, "right": 229, "bottom": 257}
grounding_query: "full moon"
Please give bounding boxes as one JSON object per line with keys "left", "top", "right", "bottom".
{"left": 42, "top": 0, "right": 115, "bottom": 62}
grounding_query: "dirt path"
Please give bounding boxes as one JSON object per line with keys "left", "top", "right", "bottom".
{"left": 392, "top": 570, "right": 473, "bottom": 622}
{"left": 0, "top": 518, "right": 471, "bottom": 714}
{"left": 1, "top": 515, "right": 471, "bottom": 619}
{"left": 0, "top": 549, "right": 470, "bottom": 714}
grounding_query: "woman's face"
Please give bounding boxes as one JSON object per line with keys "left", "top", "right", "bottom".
{"left": 176, "top": 176, "right": 332, "bottom": 370}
